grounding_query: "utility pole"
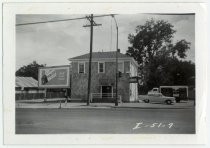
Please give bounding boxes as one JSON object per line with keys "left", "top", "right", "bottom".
{"left": 115, "top": 26, "right": 119, "bottom": 106}
{"left": 83, "top": 14, "right": 101, "bottom": 106}
{"left": 112, "top": 15, "right": 119, "bottom": 106}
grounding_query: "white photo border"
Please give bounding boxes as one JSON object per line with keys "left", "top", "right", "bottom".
{"left": 2, "top": 2, "right": 208, "bottom": 145}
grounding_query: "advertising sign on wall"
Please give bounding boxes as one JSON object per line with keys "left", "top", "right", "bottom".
{"left": 38, "top": 66, "right": 70, "bottom": 88}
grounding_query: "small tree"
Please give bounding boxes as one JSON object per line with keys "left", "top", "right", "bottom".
{"left": 16, "top": 61, "right": 45, "bottom": 80}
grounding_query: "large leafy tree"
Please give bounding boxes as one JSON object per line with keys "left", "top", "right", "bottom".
{"left": 126, "top": 19, "right": 194, "bottom": 92}
{"left": 127, "top": 19, "right": 190, "bottom": 64}
{"left": 16, "top": 61, "right": 45, "bottom": 80}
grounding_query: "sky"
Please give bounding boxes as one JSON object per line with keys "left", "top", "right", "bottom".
{"left": 16, "top": 14, "right": 195, "bottom": 70}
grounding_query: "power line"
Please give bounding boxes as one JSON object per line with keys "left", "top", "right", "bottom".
{"left": 16, "top": 14, "right": 117, "bottom": 26}
{"left": 16, "top": 17, "right": 85, "bottom": 26}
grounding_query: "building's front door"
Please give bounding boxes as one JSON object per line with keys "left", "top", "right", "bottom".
{"left": 101, "top": 86, "right": 112, "bottom": 102}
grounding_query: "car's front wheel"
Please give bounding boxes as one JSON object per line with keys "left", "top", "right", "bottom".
{"left": 165, "top": 100, "right": 172, "bottom": 105}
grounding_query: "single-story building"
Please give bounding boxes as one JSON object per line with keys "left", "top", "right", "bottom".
{"left": 15, "top": 77, "right": 65, "bottom": 100}
{"left": 15, "top": 77, "right": 43, "bottom": 100}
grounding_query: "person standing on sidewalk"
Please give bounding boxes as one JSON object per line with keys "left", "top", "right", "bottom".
{"left": 64, "top": 89, "right": 70, "bottom": 105}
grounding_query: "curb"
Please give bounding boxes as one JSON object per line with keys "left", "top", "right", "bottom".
{"left": 16, "top": 101, "right": 194, "bottom": 109}
{"left": 16, "top": 105, "right": 195, "bottom": 109}
{"left": 111, "top": 106, "right": 194, "bottom": 109}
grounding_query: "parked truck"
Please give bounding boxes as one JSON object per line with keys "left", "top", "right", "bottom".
{"left": 149, "top": 86, "right": 188, "bottom": 103}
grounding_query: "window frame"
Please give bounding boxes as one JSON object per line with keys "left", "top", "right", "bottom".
{"left": 118, "top": 61, "right": 124, "bottom": 73}
{"left": 98, "top": 62, "right": 105, "bottom": 73}
{"left": 78, "top": 62, "right": 85, "bottom": 74}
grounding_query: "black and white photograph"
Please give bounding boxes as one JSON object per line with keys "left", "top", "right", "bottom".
{"left": 2, "top": 2, "right": 208, "bottom": 145}
{"left": 15, "top": 13, "right": 195, "bottom": 134}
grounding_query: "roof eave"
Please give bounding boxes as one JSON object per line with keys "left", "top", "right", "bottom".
{"left": 69, "top": 57, "right": 139, "bottom": 67}
{"left": 69, "top": 57, "right": 133, "bottom": 61}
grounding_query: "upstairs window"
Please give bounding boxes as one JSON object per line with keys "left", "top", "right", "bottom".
{"left": 78, "top": 62, "right": 85, "bottom": 73}
{"left": 98, "top": 62, "right": 105, "bottom": 73}
{"left": 118, "top": 62, "right": 124, "bottom": 73}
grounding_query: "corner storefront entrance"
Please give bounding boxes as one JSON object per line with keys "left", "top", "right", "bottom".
{"left": 101, "top": 86, "right": 113, "bottom": 102}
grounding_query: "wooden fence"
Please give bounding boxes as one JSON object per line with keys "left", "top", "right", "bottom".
{"left": 15, "top": 91, "right": 65, "bottom": 100}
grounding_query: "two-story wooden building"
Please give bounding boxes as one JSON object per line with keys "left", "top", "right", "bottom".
{"left": 68, "top": 51, "right": 139, "bottom": 102}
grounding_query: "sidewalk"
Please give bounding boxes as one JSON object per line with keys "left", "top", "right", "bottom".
{"left": 16, "top": 98, "right": 195, "bottom": 109}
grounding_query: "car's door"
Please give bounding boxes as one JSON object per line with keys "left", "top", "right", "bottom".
{"left": 157, "top": 94, "right": 164, "bottom": 103}
{"left": 152, "top": 94, "right": 159, "bottom": 103}
{"left": 152, "top": 93, "right": 163, "bottom": 103}
{"left": 150, "top": 94, "right": 157, "bottom": 103}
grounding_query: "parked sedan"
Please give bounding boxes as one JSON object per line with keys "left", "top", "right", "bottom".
{"left": 142, "top": 93, "right": 176, "bottom": 105}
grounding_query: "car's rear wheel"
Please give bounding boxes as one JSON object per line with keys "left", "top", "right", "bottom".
{"left": 175, "top": 97, "right": 181, "bottom": 103}
{"left": 144, "top": 99, "right": 149, "bottom": 103}
{"left": 165, "top": 100, "right": 172, "bottom": 105}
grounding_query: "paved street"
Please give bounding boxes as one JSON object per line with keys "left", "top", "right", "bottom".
{"left": 16, "top": 108, "right": 195, "bottom": 134}
{"left": 16, "top": 98, "right": 195, "bottom": 109}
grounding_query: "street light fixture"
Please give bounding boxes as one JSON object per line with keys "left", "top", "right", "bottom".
{"left": 112, "top": 15, "right": 119, "bottom": 106}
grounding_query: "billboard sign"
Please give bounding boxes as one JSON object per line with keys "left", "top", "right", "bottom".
{"left": 38, "top": 65, "right": 70, "bottom": 88}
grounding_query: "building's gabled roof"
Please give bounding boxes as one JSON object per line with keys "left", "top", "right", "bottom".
{"left": 69, "top": 51, "right": 130, "bottom": 60}
{"left": 16, "top": 77, "right": 38, "bottom": 88}
{"left": 69, "top": 51, "right": 139, "bottom": 67}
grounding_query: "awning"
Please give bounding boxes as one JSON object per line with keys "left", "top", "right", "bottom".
{"left": 129, "top": 76, "right": 142, "bottom": 85}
